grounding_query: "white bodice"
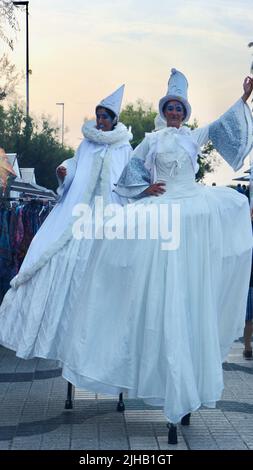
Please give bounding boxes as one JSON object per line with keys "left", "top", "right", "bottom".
{"left": 155, "top": 133, "right": 198, "bottom": 197}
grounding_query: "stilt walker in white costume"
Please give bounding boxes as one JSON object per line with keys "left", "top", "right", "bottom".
{"left": 12, "top": 84, "right": 132, "bottom": 276}
{"left": 0, "top": 84, "right": 133, "bottom": 390}
{"left": 0, "top": 70, "right": 253, "bottom": 444}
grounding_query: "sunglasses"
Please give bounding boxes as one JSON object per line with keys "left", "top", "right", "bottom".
{"left": 166, "top": 104, "right": 184, "bottom": 113}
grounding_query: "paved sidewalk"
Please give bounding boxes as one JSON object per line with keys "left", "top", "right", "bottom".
{"left": 0, "top": 341, "right": 252, "bottom": 450}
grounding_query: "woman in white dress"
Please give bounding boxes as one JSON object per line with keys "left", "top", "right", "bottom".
{"left": 15, "top": 84, "right": 132, "bottom": 275}
{"left": 0, "top": 84, "right": 133, "bottom": 360}
{"left": 0, "top": 70, "right": 252, "bottom": 444}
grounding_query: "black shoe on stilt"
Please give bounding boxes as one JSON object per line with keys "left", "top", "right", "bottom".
{"left": 65, "top": 382, "right": 73, "bottom": 409}
{"left": 116, "top": 392, "right": 125, "bottom": 412}
{"left": 167, "top": 423, "right": 178, "bottom": 444}
{"left": 181, "top": 413, "right": 191, "bottom": 426}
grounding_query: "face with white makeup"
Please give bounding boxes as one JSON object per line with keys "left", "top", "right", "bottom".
{"left": 162, "top": 100, "right": 186, "bottom": 129}
{"left": 96, "top": 106, "right": 117, "bottom": 132}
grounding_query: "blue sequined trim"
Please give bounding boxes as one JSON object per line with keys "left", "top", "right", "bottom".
{"left": 117, "top": 157, "right": 151, "bottom": 187}
{"left": 115, "top": 157, "right": 151, "bottom": 198}
{"left": 209, "top": 111, "right": 242, "bottom": 170}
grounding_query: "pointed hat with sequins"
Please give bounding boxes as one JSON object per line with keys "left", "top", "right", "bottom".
{"left": 159, "top": 68, "right": 191, "bottom": 123}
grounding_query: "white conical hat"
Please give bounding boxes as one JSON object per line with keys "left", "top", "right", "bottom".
{"left": 96, "top": 84, "right": 125, "bottom": 119}
{"left": 159, "top": 68, "right": 191, "bottom": 123}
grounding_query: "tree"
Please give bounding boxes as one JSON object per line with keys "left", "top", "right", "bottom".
{"left": 195, "top": 140, "right": 215, "bottom": 182}
{"left": 0, "top": 0, "right": 19, "bottom": 50}
{"left": 0, "top": 54, "right": 22, "bottom": 101}
{"left": 120, "top": 100, "right": 157, "bottom": 148}
{"left": 0, "top": 2, "right": 22, "bottom": 102}
{"left": 0, "top": 103, "right": 74, "bottom": 191}
{"left": 185, "top": 119, "right": 215, "bottom": 182}
{"left": 120, "top": 101, "right": 215, "bottom": 181}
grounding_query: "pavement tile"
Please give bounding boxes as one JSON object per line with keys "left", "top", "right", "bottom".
{"left": 0, "top": 342, "right": 252, "bottom": 450}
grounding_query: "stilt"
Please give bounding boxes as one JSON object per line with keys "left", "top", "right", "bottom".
{"left": 167, "top": 412, "right": 191, "bottom": 444}
{"left": 65, "top": 382, "right": 124, "bottom": 412}
{"left": 181, "top": 412, "right": 191, "bottom": 426}
{"left": 65, "top": 381, "right": 73, "bottom": 409}
{"left": 167, "top": 423, "right": 178, "bottom": 444}
{"left": 116, "top": 392, "right": 125, "bottom": 412}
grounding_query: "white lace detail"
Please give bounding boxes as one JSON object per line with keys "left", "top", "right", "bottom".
{"left": 162, "top": 126, "right": 192, "bottom": 137}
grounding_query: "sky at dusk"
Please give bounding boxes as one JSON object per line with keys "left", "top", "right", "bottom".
{"left": 2, "top": 0, "right": 253, "bottom": 185}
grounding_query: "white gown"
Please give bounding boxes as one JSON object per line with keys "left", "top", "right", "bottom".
{"left": 16, "top": 121, "right": 132, "bottom": 275}
{"left": 0, "top": 103, "right": 252, "bottom": 423}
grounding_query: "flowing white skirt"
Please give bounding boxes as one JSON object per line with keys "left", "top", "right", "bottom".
{"left": 0, "top": 185, "right": 251, "bottom": 423}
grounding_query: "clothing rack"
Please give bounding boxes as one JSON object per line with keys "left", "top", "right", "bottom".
{"left": 0, "top": 196, "right": 56, "bottom": 204}
{"left": 0, "top": 196, "right": 57, "bottom": 205}
{"left": 0, "top": 197, "right": 55, "bottom": 303}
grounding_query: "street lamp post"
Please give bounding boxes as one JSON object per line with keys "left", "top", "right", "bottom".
{"left": 13, "top": 1, "right": 30, "bottom": 117}
{"left": 56, "top": 102, "right": 65, "bottom": 146}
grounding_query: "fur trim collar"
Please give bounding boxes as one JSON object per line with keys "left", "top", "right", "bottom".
{"left": 82, "top": 120, "right": 132, "bottom": 145}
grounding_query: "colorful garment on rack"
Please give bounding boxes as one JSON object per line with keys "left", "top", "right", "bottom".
{"left": 0, "top": 200, "right": 54, "bottom": 302}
